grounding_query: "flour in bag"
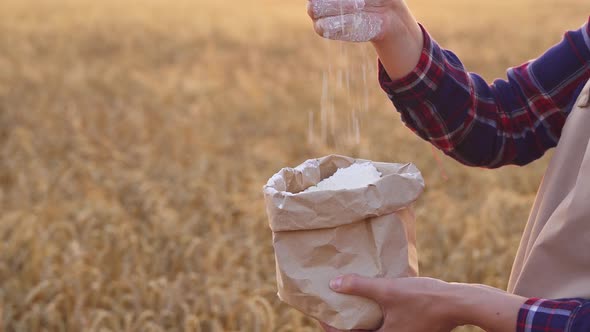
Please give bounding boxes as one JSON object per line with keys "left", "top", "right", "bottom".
{"left": 302, "top": 162, "right": 382, "bottom": 193}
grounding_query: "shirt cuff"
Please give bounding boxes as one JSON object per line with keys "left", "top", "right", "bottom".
{"left": 378, "top": 24, "right": 441, "bottom": 106}
{"left": 516, "top": 298, "right": 582, "bottom": 332}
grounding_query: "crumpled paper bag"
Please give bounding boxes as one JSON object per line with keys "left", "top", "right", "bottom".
{"left": 263, "top": 155, "right": 424, "bottom": 330}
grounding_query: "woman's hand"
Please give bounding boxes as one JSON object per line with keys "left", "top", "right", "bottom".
{"left": 307, "top": 0, "right": 394, "bottom": 42}
{"left": 306, "top": 0, "right": 423, "bottom": 79}
{"left": 319, "top": 274, "right": 527, "bottom": 332}
{"left": 320, "top": 275, "right": 462, "bottom": 332}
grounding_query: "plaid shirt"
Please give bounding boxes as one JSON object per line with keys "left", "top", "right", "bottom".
{"left": 379, "top": 18, "right": 590, "bottom": 168}
{"left": 517, "top": 298, "right": 590, "bottom": 332}
{"left": 378, "top": 19, "right": 590, "bottom": 331}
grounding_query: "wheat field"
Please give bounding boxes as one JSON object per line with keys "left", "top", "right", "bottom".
{"left": 0, "top": 0, "right": 587, "bottom": 331}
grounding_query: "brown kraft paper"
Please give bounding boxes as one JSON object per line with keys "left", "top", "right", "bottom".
{"left": 263, "top": 155, "right": 424, "bottom": 330}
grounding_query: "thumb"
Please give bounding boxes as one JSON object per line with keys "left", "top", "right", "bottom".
{"left": 329, "top": 274, "right": 388, "bottom": 302}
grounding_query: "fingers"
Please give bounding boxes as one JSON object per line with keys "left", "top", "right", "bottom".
{"left": 319, "top": 321, "right": 375, "bottom": 332}
{"left": 308, "top": 0, "right": 366, "bottom": 20}
{"left": 329, "top": 274, "right": 390, "bottom": 302}
{"left": 314, "top": 13, "right": 383, "bottom": 42}
{"left": 307, "top": 0, "right": 385, "bottom": 42}
{"left": 319, "top": 322, "right": 345, "bottom": 332}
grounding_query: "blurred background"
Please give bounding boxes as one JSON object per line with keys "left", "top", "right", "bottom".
{"left": 0, "top": 0, "right": 587, "bottom": 331}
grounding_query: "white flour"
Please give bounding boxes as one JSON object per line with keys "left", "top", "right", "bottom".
{"left": 308, "top": 0, "right": 378, "bottom": 147}
{"left": 311, "top": 0, "right": 383, "bottom": 42}
{"left": 303, "top": 162, "right": 382, "bottom": 193}
{"left": 318, "top": 12, "right": 383, "bottom": 43}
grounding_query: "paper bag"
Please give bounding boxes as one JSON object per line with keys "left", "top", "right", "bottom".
{"left": 263, "top": 155, "right": 424, "bottom": 330}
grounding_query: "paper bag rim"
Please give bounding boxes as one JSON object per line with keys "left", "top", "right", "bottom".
{"left": 263, "top": 155, "right": 425, "bottom": 232}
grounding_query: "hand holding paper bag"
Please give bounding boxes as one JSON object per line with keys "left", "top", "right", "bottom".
{"left": 263, "top": 155, "right": 425, "bottom": 330}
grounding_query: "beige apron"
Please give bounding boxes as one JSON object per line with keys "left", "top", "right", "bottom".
{"left": 508, "top": 79, "right": 590, "bottom": 299}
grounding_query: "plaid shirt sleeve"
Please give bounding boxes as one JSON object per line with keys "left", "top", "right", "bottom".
{"left": 517, "top": 298, "right": 590, "bottom": 332}
{"left": 379, "top": 18, "right": 590, "bottom": 168}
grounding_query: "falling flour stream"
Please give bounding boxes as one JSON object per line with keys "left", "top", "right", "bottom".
{"left": 307, "top": 0, "right": 448, "bottom": 180}
{"left": 308, "top": 0, "right": 380, "bottom": 147}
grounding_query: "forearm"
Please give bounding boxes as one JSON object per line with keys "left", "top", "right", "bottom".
{"left": 444, "top": 284, "right": 590, "bottom": 332}
{"left": 379, "top": 19, "right": 590, "bottom": 167}
{"left": 447, "top": 283, "right": 527, "bottom": 332}
{"left": 370, "top": 2, "right": 423, "bottom": 80}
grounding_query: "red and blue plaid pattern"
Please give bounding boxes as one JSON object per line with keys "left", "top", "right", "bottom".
{"left": 377, "top": 18, "right": 590, "bottom": 330}
{"left": 517, "top": 298, "right": 590, "bottom": 332}
{"left": 379, "top": 18, "right": 590, "bottom": 168}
